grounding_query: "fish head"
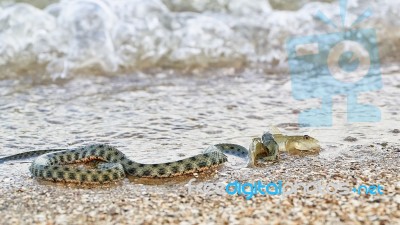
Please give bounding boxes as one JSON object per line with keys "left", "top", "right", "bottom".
{"left": 289, "top": 135, "right": 321, "bottom": 152}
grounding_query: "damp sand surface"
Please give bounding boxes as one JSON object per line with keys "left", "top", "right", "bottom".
{"left": 0, "top": 70, "right": 399, "bottom": 224}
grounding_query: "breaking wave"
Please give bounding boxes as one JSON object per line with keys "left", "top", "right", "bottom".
{"left": 0, "top": 0, "right": 399, "bottom": 79}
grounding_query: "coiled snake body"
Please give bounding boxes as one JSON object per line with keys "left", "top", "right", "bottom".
{"left": 0, "top": 143, "right": 250, "bottom": 184}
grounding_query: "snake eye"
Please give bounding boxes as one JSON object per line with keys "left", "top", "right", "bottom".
{"left": 304, "top": 135, "right": 310, "bottom": 140}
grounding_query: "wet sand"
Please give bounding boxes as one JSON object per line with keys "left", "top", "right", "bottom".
{"left": 0, "top": 143, "right": 399, "bottom": 225}
{"left": 0, "top": 71, "right": 399, "bottom": 224}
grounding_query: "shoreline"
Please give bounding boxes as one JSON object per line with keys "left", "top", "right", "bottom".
{"left": 0, "top": 72, "right": 399, "bottom": 224}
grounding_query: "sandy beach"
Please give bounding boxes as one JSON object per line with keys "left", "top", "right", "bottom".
{"left": 0, "top": 142, "right": 399, "bottom": 224}
{"left": 0, "top": 0, "right": 399, "bottom": 224}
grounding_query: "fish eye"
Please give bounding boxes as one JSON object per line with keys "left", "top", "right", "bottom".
{"left": 303, "top": 135, "right": 310, "bottom": 140}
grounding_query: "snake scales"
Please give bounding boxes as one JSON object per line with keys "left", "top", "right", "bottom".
{"left": 0, "top": 143, "right": 253, "bottom": 184}
{"left": 0, "top": 130, "right": 319, "bottom": 184}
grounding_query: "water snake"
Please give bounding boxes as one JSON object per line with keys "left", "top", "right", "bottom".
{"left": 0, "top": 130, "right": 320, "bottom": 184}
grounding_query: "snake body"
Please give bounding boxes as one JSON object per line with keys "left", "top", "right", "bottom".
{"left": 0, "top": 130, "right": 320, "bottom": 184}
{"left": 0, "top": 143, "right": 250, "bottom": 184}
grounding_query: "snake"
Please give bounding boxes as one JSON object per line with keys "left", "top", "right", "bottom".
{"left": 0, "top": 130, "right": 320, "bottom": 184}
{"left": 0, "top": 143, "right": 248, "bottom": 184}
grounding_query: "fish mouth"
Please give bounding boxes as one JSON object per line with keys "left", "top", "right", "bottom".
{"left": 298, "top": 147, "right": 320, "bottom": 152}
{"left": 309, "top": 147, "right": 321, "bottom": 152}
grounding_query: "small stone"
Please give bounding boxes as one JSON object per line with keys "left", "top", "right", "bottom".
{"left": 108, "top": 206, "right": 120, "bottom": 215}
{"left": 34, "top": 215, "right": 46, "bottom": 222}
{"left": 88, "top": 211, "right": 96, "bottom": 218}
{"left": 392, "top": 129, "right": 400, "bottom": 133}
{"left": 394, "top": 196, "right": 400, "bottom": 204}
{"left": 55, "top": 215, "right": 68, "bottom": 224}
{"left": 344, "top": 136, "right": 357, "bottom": 142}
{"left": 379, "top": 142, "right": 388, "bottom": 147}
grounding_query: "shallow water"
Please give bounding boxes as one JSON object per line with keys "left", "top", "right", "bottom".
{"left": 0, "top": 69, "right": 399, "bottom": 181}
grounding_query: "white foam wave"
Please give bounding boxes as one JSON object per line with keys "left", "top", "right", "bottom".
{"left": 0, "top": 0, "right": 398, "bottom": 79}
